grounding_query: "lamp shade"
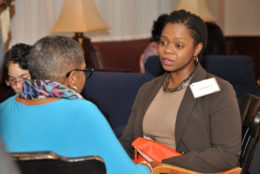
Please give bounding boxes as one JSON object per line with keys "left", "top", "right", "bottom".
{"left": 176, "top": 0, "right": 216, "bottom": 23}
{"left": 51, "top": 0, "right": 109, "bottom": 33}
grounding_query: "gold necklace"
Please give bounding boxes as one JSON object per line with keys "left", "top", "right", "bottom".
{"left": 163, "top": 72, "right": 195, "bottom": 93}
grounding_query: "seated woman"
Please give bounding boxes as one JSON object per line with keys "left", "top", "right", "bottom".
{"left": 0, "top": 43, "right": 31, "bottom": 102}
{"left": 0, "top": 35, "right": 151, "bottom": 174}
{"left": 120, "top": 10, "right": 241, "bottom": 173}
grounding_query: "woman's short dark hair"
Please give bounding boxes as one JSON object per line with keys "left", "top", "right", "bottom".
{"left": 4, "top": 43, "right": 32, "bottom": 71}
{"left": 165, "top": 10, "right": 208, "bottom": 59}
{"left": 28, "top": 35, "right": 84, "bottom": 83}
{"left": 151, "top": 14, "right": 168, "bottom": 42}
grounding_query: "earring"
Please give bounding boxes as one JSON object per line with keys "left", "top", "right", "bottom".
{"left": 193, "top": 56, "right": 199, "bottom": 63}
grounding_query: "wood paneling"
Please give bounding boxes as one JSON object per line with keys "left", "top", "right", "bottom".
{"left": 225, "top": 36, "right": 260, "bottom": 77}
{"left": 90, "top": 38, "right": 150, "bottom": 72}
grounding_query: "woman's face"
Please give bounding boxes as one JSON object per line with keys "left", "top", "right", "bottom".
{"left": 159, "top": 23, "right": 202, "bottom": 74}
{"left": 6, "top": 62, "right": 31, "bottom": 93}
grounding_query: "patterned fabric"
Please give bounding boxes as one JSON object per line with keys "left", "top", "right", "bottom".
{"left": 19, "top": 79, "right": 83, "bottom": 100}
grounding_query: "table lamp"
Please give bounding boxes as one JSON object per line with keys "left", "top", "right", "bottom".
{"left": 51, "top": 0, "right": 109, "bottom": 55}
{"left": 176, "top": 0, "right": 216, "bottom": 23}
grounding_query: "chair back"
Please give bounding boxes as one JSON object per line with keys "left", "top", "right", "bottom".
{"left": 239, "top": 94, "right": 254, "bottom": 124}
{"left": 144, "top": 55, "right": 165, "bottom": 77}
{"left": 82, "top": 71, "right": 153, "bottom": 137}
{"left": 239, "top": 94, "right": 260, "bottom": 127}
{"left": 241, "top": 95, "right": 260, "bottom": 135}
{"left": 11, "top": 151, "right": 106, "bottom": 174}
{"left": 202, "top": 55, "right": 260, "bottom": 97}
{"left": 239, "top": 94, "right": 260, "bottom": 174}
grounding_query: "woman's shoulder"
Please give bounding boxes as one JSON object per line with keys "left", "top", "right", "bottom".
{"left": 61, "top": 98, "right": 99, "bottom": 109}
{"left": 0, "top": 95, "right": 16, "bottom": 109}
{"left": 207, "top": 73, "right": 235, "bottom": 92}
{"left": 196, "top": 64, "right": 235, "bottom": 93}
{"left": 59, "top": 99, "right": 105, "bottom": 119}
{"left": 193, "top": 65, "right": 237, "bottom": 101}
{"left": 200, "top": 72, "right": 238, "bottom": 104}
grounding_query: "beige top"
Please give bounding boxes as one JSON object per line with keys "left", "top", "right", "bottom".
{"left": 143, "top": 86, "right": 187, "bottom": 150}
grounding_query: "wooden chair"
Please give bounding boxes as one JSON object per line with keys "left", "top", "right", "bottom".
{"left": 10, "top": 151, "right": 106, "bottom": 174}
{"left": 152, "top": 163, "right": 241, "bottom": 174}
{"left": 239, "top": 93, "right": 254, "bottom": 124}
{"left": 240, "top": 94, "right": 260, "bottom": 174}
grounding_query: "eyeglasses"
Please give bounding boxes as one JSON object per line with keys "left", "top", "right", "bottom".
{"left": 65, "top": 68, "right": 94, "bottom": 79}
{"left": 6, "top": 77, "right": 29, "bottom": 86}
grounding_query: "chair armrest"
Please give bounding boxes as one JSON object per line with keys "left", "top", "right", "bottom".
{"left": 151, "top": 162, "right": 241, "bottom": 174}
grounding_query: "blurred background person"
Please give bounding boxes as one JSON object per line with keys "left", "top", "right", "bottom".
{"left": 0, "top": 43, "right": 31, "bottom": 102}
{"left": 200, "top": 22, "right": 226, "bottom": 68}
{"left": 203, "top": 22, "right": 226, "bottom": 56}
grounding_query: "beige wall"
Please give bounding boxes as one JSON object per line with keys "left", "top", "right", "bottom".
{"left": 225, "top": 0, "right": 260, "bottom": 36}
{"left": 174, "top": 0, "right": 260, "bottom": 36}
{"left": 207, "top": 0, "right": 260, "bottom": 36}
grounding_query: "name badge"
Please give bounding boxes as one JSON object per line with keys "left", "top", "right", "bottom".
{"left": 189, "top": 78, "right": 220, "bottom": 98}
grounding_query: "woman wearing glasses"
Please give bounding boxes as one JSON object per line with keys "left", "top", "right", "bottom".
{"left": 0, "top": 36, "right": 151, "bottom": 174}
{"left": 0, "top": 43, "right": 31, "bottom": 102}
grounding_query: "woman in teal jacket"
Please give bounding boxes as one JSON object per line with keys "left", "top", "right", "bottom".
{"left": 0, "top": 35, "right": 151, "bottom": 174}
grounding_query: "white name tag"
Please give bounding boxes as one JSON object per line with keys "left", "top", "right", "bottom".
{"left": 189, "top": 78, "right": 220, "bottom": 98}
